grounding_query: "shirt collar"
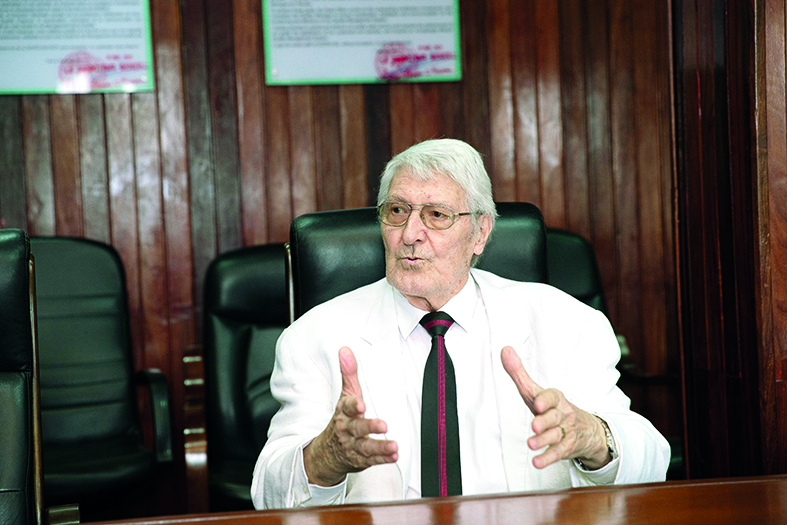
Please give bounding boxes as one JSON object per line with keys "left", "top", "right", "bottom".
{"left": 393, "top": 275, "right": 480, "bottom": 340}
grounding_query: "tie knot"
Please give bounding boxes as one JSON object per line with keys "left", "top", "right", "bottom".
{"left": 420, "top": 311, "right": 454, "bottom": 338}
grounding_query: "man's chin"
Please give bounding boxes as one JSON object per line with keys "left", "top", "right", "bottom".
{"left": 387, "top": 273, "right": 427, "bottom": 296}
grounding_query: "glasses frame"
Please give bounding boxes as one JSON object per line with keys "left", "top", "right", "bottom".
{"left": 377, "top": 201, "right": 475, "bottom": 231}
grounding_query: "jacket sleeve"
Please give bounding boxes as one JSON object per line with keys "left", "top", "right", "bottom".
{"left": 250, "top": 324, "right": 346, "bottom": 509}
{"left": 561, "top": 309, "right": 671, "bottom": 486}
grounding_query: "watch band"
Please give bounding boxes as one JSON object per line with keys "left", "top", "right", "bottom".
{"left": 596, "top": 416, "right": 618, "bottom": 460}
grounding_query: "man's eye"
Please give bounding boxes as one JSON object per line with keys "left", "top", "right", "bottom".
{"left": 390, "top": 205, "right": 407, "bottom": 215}
{"left": 427, "top": 208, "right": 448, "bottom": 219}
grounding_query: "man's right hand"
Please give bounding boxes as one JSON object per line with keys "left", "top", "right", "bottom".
{"left": 303, "top": 346, "right": 399, "bottom": 487}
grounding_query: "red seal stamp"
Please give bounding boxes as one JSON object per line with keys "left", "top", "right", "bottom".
{"left": 58, "top": 51, "right": 115, "bottom": 92}
{"left": 375, "top": 42, "right": 421, "bottom": 80}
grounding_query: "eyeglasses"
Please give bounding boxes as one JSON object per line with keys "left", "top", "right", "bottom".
{"left": 377, "top": 202, "right": 474, "bottom": 230}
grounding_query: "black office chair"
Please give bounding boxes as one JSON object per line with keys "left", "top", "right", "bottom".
{"left": 0, "top": 229, "right": 44, "bottom": 525}
{"left": 29, "top": 237, "right": 172, "bottom": 520}
{"left": 203, "top": 243, "right": 288, "bottom": 511}
{"left": 289, "top": 202, "right": 548, "bottom": 320}
{"left": 545, "top": 228, "right": 609, "bottom": 315}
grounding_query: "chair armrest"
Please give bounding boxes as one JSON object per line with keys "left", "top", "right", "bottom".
{"left": 47, "top": 504, "right": 80, "bottom": 525}
{"left": 135, "top": 368, "right": 173, "bottom": 463}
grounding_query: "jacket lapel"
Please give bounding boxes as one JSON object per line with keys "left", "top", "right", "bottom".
{"left": 354, "top": 284, "right": 409, "bottom": 498}
{"left": 477, "top": 271, "right": 533, "bottom": 492}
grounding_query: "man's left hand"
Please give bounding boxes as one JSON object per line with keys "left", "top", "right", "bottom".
{"left": 500, "top": 346, "right": 611, "bottom": 470}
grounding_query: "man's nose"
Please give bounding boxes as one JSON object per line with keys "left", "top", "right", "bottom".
{"left": 401, "top": 209, "right": 427, "bottom": 244}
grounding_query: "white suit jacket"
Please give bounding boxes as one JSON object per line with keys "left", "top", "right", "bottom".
{"left": 251, "top": 269, "right": 670, "bottom": 509}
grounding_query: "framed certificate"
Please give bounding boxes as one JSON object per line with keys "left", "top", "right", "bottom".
{"left": 263, "top": 0, "right": 461, "bottom": 85}
{"left": 0, "top": 0, "right": 154, "bottom": 94}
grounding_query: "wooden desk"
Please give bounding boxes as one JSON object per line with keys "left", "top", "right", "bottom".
{"left": 89, "top": 475, "right": 787, "bottom": 525}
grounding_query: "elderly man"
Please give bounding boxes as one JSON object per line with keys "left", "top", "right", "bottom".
{"left": 251, "top": 138, "right": 669, "bottom": 509}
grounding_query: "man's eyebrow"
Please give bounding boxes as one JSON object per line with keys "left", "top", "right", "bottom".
{"left": 387, "top": 197, "right": 450, "bottom": 207}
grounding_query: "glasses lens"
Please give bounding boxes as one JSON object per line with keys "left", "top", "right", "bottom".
{"left": 381, "top": 202, "right": 412, "bottom": 226}
{"left": 421, "top": 205, "right": 455, "bottom": 230}
{"left": 380, "top": 202, "right": 457, "bottom": 229}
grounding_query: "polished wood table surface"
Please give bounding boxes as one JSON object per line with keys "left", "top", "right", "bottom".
{"left": 90, "top": 475, "right": 787, "bottom": 525}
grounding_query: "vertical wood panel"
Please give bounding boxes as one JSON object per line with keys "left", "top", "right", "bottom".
{"left": 234, "top": 0, "right": 268, "bottom": 246}
{"left": 414, "top": 83, "right": 441, "bottom": 142}
{"left": 79, "top": 95, "right": 111, "bottom": 243}
{"left": 154, "top": 0, "right": 195, "bottom": 509}
{"left": 535, "top": 0, "right": 565, "bottom": 228}
{"left": 289, "top": 86, "right": 317, "bottom": 218}
{"left": 487, "top": 0, "right": 516, "bottom": 199}
{"left": 105, "top": 94, "right": 142, "bottom": 364}
{"left": 207, "top": 0, "right": 242, "bottom": 253}
{"left": 50, "top": 95, "right": 84, "bottom": 236}
{"left": 132, "top": 92, "right": 169, "bottom": 370}
{"left": 610, "top": 0, "right": 643, "bottom": 362}
{"left": 313, "top": 86, "right": 342, "bottom": 211}
{"left": 559, "top": 0, "right": 591, "bottom": 237}
{"left": 313, "top": 86, "right": 344, "bottom": 210}
{"left": 22, "top": 96, "right": 56, "bottom": 236}
{"left": 0, "top": 97, "right": 27, "bottom": 229}
{"left": 340, "top": 85, "right": 368, "bottom": 208}
{"left": 182, "top": 0, "right": 217, "bottom": 320}
{"left": 585, "top": 0, "right": 618, "bottom": 322}
{"left": 765, "top": 0, "right": 787, "bottom": 473}
{"left": 633, "top": 0, "right": 668, "bottom": 374}
{"left": 438, "top": 82, "right": 464, "bottom": 141}
{"left": 266, "top": 87, "right": 293, "bottom": 242}
{"left": 460, "top": 0, "right": 490, "bottom": 158}
{"left": 390, "top": 84, "right": 415, "bottom": 154}
{"left": 363, "top": 85, "right": 390, "bottom": 203}
{"left": 510, "top": 0, "right": 540, "bottom": 206}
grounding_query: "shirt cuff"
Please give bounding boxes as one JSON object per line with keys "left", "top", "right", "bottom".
{"left": 293, "top": 442, "right": 348, "bottom": 506}
{"left": 572, "top": 455, "right": 620, "bottom": 485}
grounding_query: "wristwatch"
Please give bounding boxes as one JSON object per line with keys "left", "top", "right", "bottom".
{"left": 596, "top": 416, "right": 618, "bottom": 460}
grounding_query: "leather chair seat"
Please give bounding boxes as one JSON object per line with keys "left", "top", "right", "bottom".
{"left": 42, "top": 434, "right": 155, "bottom": 499}
{"left": 207, "top": 459, "right": 256, "bottom": 506}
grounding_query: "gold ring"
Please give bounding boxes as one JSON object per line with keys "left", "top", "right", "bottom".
{"left": 560, "top": 427, "right": 566, "bottom": 440}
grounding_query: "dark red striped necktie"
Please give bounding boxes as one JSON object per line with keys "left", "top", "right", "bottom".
{"left": 420, "top": 311, "right": 462, "bottom": 497}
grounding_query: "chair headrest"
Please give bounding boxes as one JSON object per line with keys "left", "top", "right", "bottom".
{"left": 205, "top": 243, "right": 289, "bottom": 326}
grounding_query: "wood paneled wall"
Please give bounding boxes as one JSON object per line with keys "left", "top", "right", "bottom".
{"left": 674, "top": 0, "right": 787, "bottom": 478}
{"left": 0, "top": 0, "right": 677, "bottom": 513}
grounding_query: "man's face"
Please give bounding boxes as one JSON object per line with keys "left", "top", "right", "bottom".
{"left": 382, "top": 170, "right": 492, "bottom": 311}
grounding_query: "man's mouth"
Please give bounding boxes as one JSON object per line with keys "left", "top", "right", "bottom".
{"left": 397, "top": 252, "right": 427, "bottom": 263}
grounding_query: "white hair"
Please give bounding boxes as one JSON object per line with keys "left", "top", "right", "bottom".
{"left": 377, "top": 138, "right": 498, "bottom": 230}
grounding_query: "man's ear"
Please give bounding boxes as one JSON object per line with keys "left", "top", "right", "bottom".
{"left": 473, "top": 214, "right": 493, "bottom": 256}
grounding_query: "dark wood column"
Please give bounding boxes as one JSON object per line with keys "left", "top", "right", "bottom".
{"left": 673, "top": 0, "right": 787, "bottom": 478}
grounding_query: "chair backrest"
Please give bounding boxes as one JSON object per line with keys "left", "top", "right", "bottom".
{"left": 0, "top": 229, "right": 44, "bottom": 525}
{"left": 203, "top": 243, "right": 288, "bottom": 475}
{"left": 545, "top": 228, "right": 608, "bottom": 315}
{"left": 29, "top": 237, "right": 138, "bottom": 445}
{"left": 289, "top": 202, "right": 547, "bottom": 320}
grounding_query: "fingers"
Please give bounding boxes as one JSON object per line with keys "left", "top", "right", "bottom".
{"left": 339, "top": 346, "right": 364, "bottom": 402}
{"left": 304, "top": 347, "right": 397, "bottom": 486}
{"left": 501, "top": 346, "right": 543, "bottom": 414}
